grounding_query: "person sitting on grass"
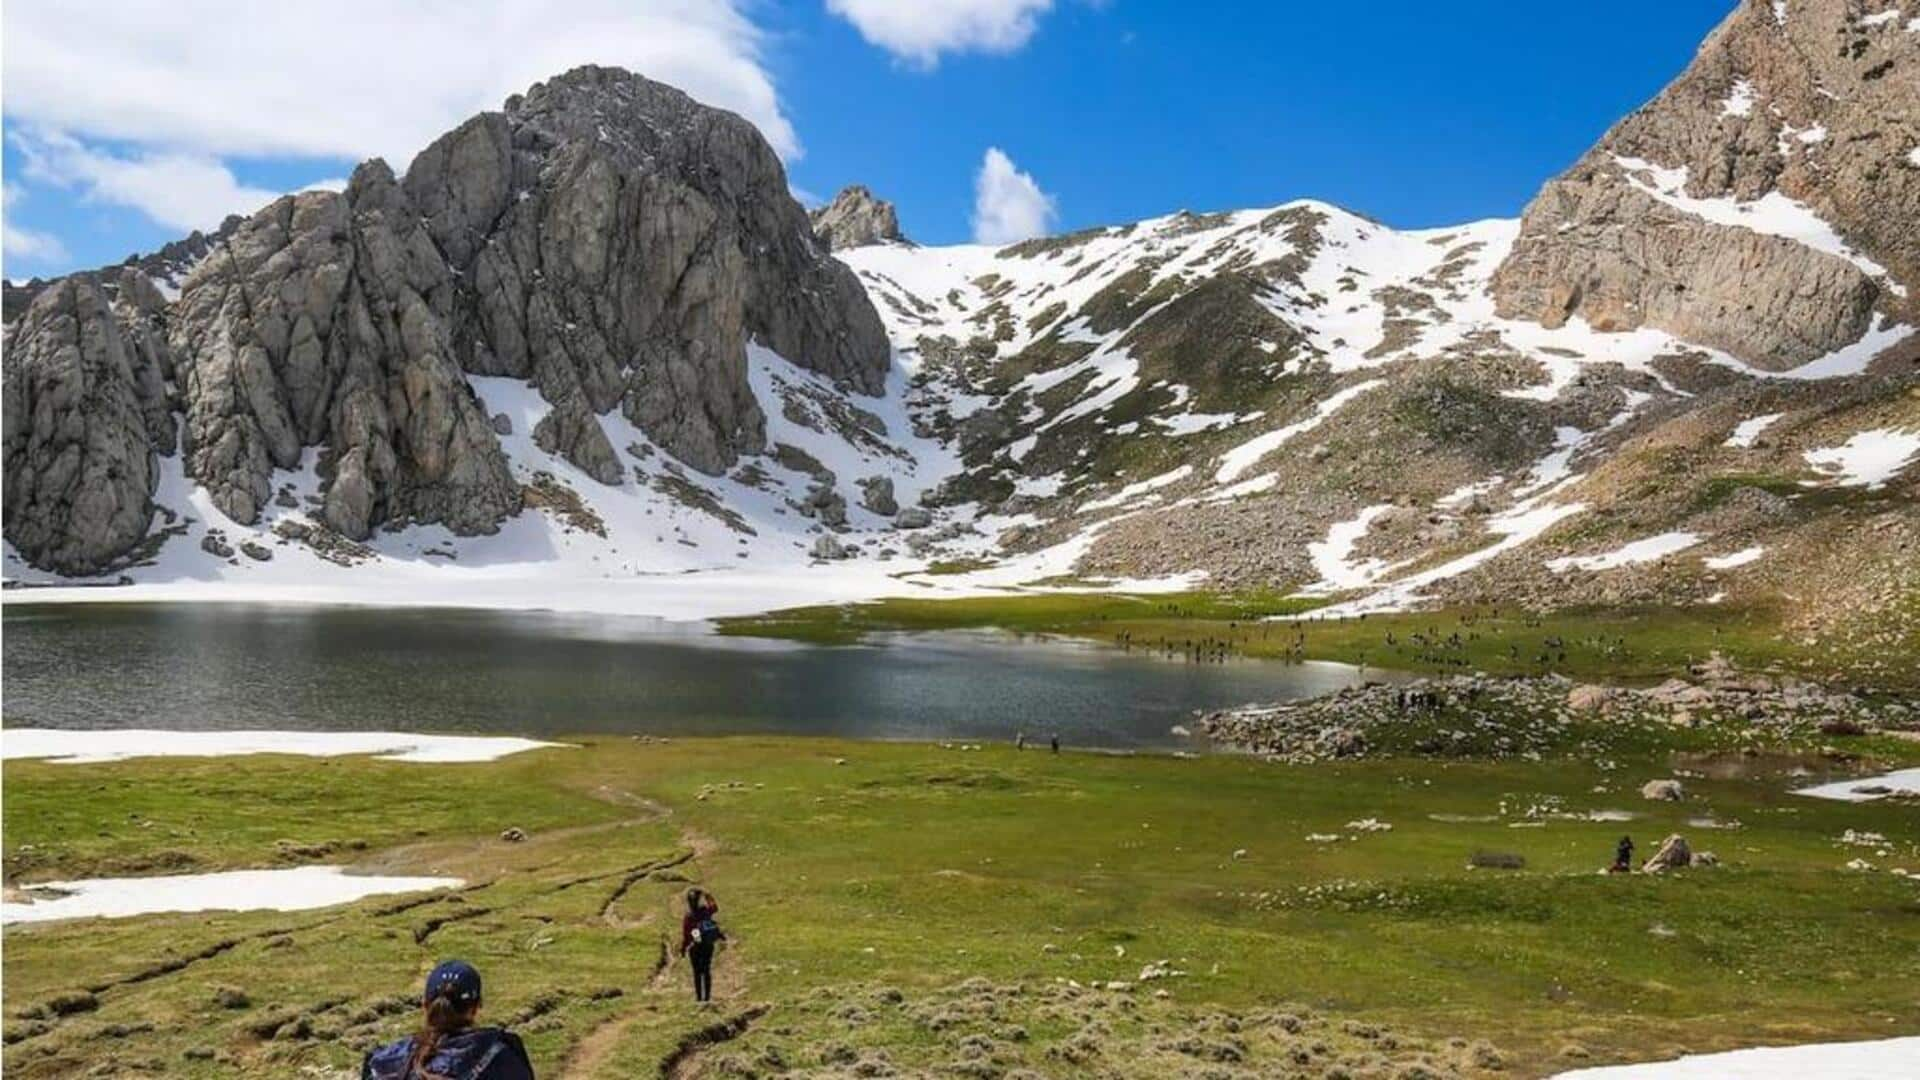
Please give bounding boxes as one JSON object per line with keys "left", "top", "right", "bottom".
{"left": 363, "top": 960, "right": 534, "bottom": 1080}
{"left": 1609, "top": 835, "right": 1635, "bottom": 874}
{"left": 678, "top": 887, "right": 725, "bottom": 1004}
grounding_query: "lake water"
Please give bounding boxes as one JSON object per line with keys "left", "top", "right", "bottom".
{"left": 0, "top": 603, "right": 1384, "bottom": 749}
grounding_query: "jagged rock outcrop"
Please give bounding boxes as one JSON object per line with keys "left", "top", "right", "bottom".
{"left": 811, "top": 185, "right": 905, "bottom": 250}
{"left": 1492, "top": 0, "right": 1918, "bottom": 369}
{"left": 409, "top": 66, "right": 888, "bottom": 476}
{"left": 2, "top": 279, "right": 167, "bottom": 573}
{"left": 2, "top": 214, "right": 243, "bottom": 324}
{"left": 168, "top": 162, "right": 522, "bottom": 540}
{"left": 4, "top": 65, "right": 892, "bottom": 573}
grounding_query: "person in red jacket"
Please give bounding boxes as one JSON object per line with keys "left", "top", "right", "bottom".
{"left": 677, "top": 888, "right": 724, "bottom": 1003}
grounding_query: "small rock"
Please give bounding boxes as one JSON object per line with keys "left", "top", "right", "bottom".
{"left": 500, "top": 827, "right": 527, "bottom": 843}
{"left": 491, "top": 413, "right": 514, "bottom": 436}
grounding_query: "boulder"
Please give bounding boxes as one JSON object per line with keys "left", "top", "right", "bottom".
{"left": 1566, "top": 685, "right": 1614, "bottom": 712}
{"left": 803, "top": 482, "right": 847, "bottom": 527}
{"left": 532, "top": 393, "right": 623, "bottom": 485}
{"left": 1640, "top": 779, "right": 1685, "bottom": 802}
{"left": 859, "top": 475, "right": 899, "bottom": 516}
{"left": 1641, "top": 834, "right": 1693, "bottom": 873}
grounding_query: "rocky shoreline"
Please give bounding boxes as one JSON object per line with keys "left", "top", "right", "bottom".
{"left": 1198, "top": 654, "right": 1918, "bottom": 763}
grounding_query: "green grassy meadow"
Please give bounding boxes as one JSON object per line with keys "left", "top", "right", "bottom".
{"left": 6, "top": 733, "right": 1920, "bottom": 1078}
{"left": 719, "top": 592, "right": 1910, "bottom": 688}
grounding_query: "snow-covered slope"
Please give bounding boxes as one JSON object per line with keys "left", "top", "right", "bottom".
{"left": 10, "top": 193, "right": 1915, "bottom": 632}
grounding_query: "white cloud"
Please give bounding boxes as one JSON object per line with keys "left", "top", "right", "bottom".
{"left": 971, "top": 147, "right": 1056, "bottom": 245}
{"left": 12, "top": 129, "right": 282, "bottom": 234}
{"left": 3, "top": 183, "right": 71, "bottom": 265}
{"left": 828, "top": 0, "right": 1055, "bottom": 67}
{"left": 2, "top": 0, "right": 798, "bottom": 167}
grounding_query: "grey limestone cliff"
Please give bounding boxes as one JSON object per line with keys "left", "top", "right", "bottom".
{"left": 2, "top": 65, "right": 891, "bottom": 574}
{"left": 1491, "top": 0, "right": 1918, "bottom": 370}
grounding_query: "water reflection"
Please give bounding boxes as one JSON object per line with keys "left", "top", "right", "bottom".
{"left": 2, "top": 604, "right": 1390, "bottom": 749}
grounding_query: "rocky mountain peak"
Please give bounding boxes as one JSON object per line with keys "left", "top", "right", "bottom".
{"left": 1492, "top": 0, "right": 1918, "bottom": 371}
{"left": 3, "top": 64, "right": 892, "bottom": 576}
{"left": 811, "top": 185, "right": 906, "bottom": 250}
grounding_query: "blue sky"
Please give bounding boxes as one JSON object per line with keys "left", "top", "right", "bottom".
{"left": 3, "top": 1, "right": 1733, "bottom": 279}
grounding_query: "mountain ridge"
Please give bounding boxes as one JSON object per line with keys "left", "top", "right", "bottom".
{"left": 4, "top": 3, "right": 1916, "bottom": 660}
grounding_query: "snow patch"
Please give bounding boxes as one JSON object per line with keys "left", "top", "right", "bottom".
{"left": 1304, "top": 504, "right": 1396, "bottom": 592}
{"left": 1547, "top": 532, "right": 1702, "bottom": 573}
{"left": 1725, "top": 413, "right": 1784, "bottom": 448}
{"left": 1, "top": 729, "right": 568, "bottom": 765}
{"left": 1214, "top": 380, "right": 1383, "bottom": 483}
{"left": 1720, "top": 79, "right": 1757, "bottom": 118}
{"left": 3, "top": 866, "right": 461, "bottom": 925}
{"left": 1551, "top": 1036, "right": 1920, "bottom": 1079}
{"left": 1704, "top": 546, "right": 1764, "bottom": 570}
{"left": 1801, "top": 428, "right": 1920, "bottom": 489}
{"left": 1795, "top": 769, "right": 1920, "bottom": 802}
{"left": 1081, "top": 466, "right": 1193, "bottom": 512}
{"left": 1320, "top": 500, "right": 1587, "bottom": 616}
{"left": 1518, "top": 427, "right": 1589, "bottom": 495}
{"left": 1759, "top": 316, "right": 1915, "bottom": 380}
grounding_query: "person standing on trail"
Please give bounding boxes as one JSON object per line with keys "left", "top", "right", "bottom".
{"left": 363, "top": 960, "right": 534, "bottom": 1080}
{"left": 1610, "top": 836, "right": 1635, "bottom": 874}
{"left": 1049, "top": 734, "right": 1060, "bottom": 755}
{"left": 678, "top": 887, "right": 725, "bottom": 1004}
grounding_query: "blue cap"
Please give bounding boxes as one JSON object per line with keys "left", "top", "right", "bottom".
{"left": 425, "top": 960, "right": 482, "bottom": 1007}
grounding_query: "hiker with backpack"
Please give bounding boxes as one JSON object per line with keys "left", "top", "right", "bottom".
{"left": 677, "top": 887, "right": 725, "bottom": 1003}
{"left": 363, "top": 960, "right": 534, "bottom": 1080}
